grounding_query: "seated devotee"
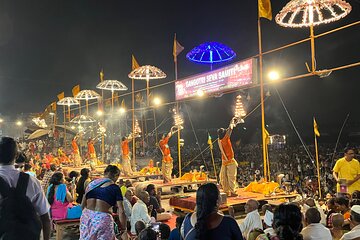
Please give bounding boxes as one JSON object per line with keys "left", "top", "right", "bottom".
{"left": 340, "top": 205, "right": 360, "bottom": 240}
{"left": 42, "top": 164, "right": 57, "bottom": 191}
{"left": 331, "top": 213, "right": 345, "bottom": 240}
{"left": 46, "top": 172, "right": 82, "bottom": 220}
{"left": 131, "top": 191, "right": 153, "bottom": 234}
{"left": 239, "top": 199, "right": 263, "bottom": 239}
{"left": 303, "top": 198, "right": 326, "bottom": 225}
{"left": 76, "top": 168, "right": 91, "bottom": 204}
{"left": 159, "top": 223, "right": 171, "bottom": 240}
{"left": 169, "top": 216, "right": 184, "bottom": 240}
{"left": 133, "top": 220, "right": 146, "bottom": 239}
{"left": 124, "top": 189, "right": 134, "bottom": 226}
{"left": 80, "top": 165, "right": 127, "bottom": 240}
{"left": 335, "top": 196, "right": 351, "bottom": 227}
{"left": 181, "top": 183, "right": 243, "bottom": 240}
{"left": 352, "top": 190, "right": 360, "bottom": 200}
{"left": 301, "top": 207, "right": 332, "bottom": 240}
{"left": 139, "top": 228, "right": 158, "bottom": 240}
{"left": 326, "top": 197, "right": 338, "bottom": 228}
{"left": 146, "top": 184, "right": 171, "bottom": 221}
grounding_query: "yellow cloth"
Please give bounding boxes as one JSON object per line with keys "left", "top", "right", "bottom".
{"left": 180, "top": 172, "right": 207, "bottom": 181}
{"left": 120, "top": 185, "right": 127, "bottom": 197}
{"left": 244, "top": 181, "right": 280, "bottom": 195}
{"left": 333, "top": 157, "right": 360, "bottom": 194}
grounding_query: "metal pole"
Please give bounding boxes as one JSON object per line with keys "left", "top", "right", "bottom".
{"left": 315, "top": 133, "right": 322, "bottom": 198}
{"left": 132, "top": 78, "right": 136, "bottom": 169}
{"left": 258, "top": 18, "right": 268, "bottom": 181}
{"left": 176, "top": 103, "right": 181, "bottom": 177}
{"left": 310, "top": 24, "right": 316, "bottom": 73}
{"left": 63, "top": 105, "right": 66, "bottom": 150}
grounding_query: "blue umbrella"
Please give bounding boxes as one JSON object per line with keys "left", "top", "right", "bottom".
{"left": 186, "top": 42, "right": 236, "bottom": 70}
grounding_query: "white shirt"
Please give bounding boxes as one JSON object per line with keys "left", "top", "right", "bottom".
{"left": 239, "top": 209, "right": 263, "bottom": 238}
{"left": 301, "top": 223, "right": 332, "bottom": 240}
{"left": 303, "top": 204, "right": 327, "bottom": 225}
{"left": 340, "top": 224, "right": 360, "bottom": 240}
{"left": 123, "top": 198, "right": 132, "bottom": 220}
{"left": 0, "top": 165, "right": 50, "bottom": 216}
{"left": 130, "top": 199, "right": 151, "bottom": 234}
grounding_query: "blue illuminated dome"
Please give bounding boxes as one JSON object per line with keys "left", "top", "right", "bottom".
{"left": 186, "top": 42, "right": 236, "bottom": 64}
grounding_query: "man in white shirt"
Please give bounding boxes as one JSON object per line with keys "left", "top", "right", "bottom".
{"left": 130, "top": 190, "right": 153, "bottom": 234}
{"left": 239, "top": 199, "right": 263, "bottom": 239}
{"left": 123, "top": 189, "right": 134, "bottom": 220}
{"left": 0, "top": 137, "right": 51, "bottom": 240}
{"left": 341, "top": 205, "right": 360, "bottom": 240}
{"left": 301, "top": 207, "right": 332, "bottom": 240}
{"left": 303, "top": 198, "right": 327, "bottom": 225}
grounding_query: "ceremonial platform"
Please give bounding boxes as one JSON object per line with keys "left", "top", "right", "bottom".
{"left": 169, "top": 188, "right": 300, "bottom": 213}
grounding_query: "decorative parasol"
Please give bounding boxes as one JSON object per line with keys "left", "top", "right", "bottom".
{"left": 275, "top": 0, "right": 352, "bottom": 28}
{"left": 75, "top": 90, "right": 101, "bottom": 115}
{"left": 96, "top": 80, "right": 128, "bottom": 111}
{"left": 128, "top": 65, "right": 166, "bottom": 106}
{"left": 186, "top": 42, "right": 236, "bottom": 70}
{"left": 70, "top": 115, "right": 96, "bottom": 124}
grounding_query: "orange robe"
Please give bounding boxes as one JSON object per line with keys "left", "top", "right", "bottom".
{"left": 159, "top": 136, "right": 172, "bottom": 163}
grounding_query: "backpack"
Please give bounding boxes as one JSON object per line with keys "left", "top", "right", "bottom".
{"left": 0, "top": 172, "right": 42, "bottom": 240}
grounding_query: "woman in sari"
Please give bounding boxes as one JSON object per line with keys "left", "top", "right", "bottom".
{"left": 46, "top": 172, "right": 82, "bottom": 220}
{"left": 80, "top": 165, "right": 127, "bottom": 240}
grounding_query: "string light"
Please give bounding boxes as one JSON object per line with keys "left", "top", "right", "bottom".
{"left": 134, "top": 119, "right": 142, "bottom": 135}
{"left": 173, "top": 108, "right": 184, "bottom": 127}
{"left": 276, "top": 0, "right": 352, "bottom": 28}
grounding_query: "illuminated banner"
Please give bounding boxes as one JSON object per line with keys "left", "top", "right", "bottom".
{"left": 175, "top": 58, "right": 257, "bottom": 100}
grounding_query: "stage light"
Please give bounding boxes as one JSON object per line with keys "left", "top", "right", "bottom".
{"left": 153, "top": 97, "right": 161, "bottom": 106}
{"left": 119, "top": 107, "right": 126, "bottom": 114}
{"left": 0, "top": 118, "right": 3, "bottom": 123}
{"left": 71, "top": 126, "right": 75, "bottom": 129}
{"left": 268, "top": 70, "right": 280, "bottom": 81}
{"left": 16, "top": 121, "right": 23, "bottom": 126}
{"left": 197, "top": 89, "right": 204, "bottom": 97}
{"left": 96, "top": 110, "right": 103, "bottom": 116}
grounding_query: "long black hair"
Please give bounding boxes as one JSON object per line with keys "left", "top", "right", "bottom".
{"left": 76, "top": 168, "right": 90, "bottom": 203}
{"left": 47, "top": 172, "right": 63, "bottom": 205}
{"left": 273, "top": 203, "right": 303, "bottom": 240}
{"left": 195, "top": 183, "right": 219, "bottom": 240}
{"left": 104, "top": 165, "right": 120, "bottom": 181}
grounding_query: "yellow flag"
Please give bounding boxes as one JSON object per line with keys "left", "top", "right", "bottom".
{"left": 100, "top": 69, "right": 104, "bottom": 82}
{"left": 72, "top": 85, "right": 80, "bottom": 97}
{"left": 258, "top": 0, "right": 272, "bottom": 20}
{"left": 57, "top": 92, "right": 65, "bottom": 101}
{"left": 121, "top": 99, "right": 125, "bottom": 109}
{"left": 314, "top": 118, "right": 320, "bottom": 137}
{"left": 173, "top": 33, "right": 184, "bottom": 63}
{"left": 132, "top": 55, "right": 140, "bottom": 70}
{"left": 207, "top": 133, "right": 213, "bottom": 150}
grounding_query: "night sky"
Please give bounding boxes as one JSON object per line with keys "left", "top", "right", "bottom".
{"left": 0, "top": 0, "right": 359, "bottom": 143}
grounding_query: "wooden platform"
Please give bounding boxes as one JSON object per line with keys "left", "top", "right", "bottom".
{"left": 169, "top": 188, "right": 299, "bottom": 213}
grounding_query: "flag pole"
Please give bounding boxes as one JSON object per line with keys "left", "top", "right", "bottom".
{"left": 258, "top": 17, "right": 268, "bottom": 182}
{"left": 209, "top": 137, "right": 218, "bottom": 182}
{"left": 63, "top": 105, "right": 66, "bottom": 150}
{"left": 174, "top": 34, "right": 182, "bottom": 178}
{"left": 132, "top": 78, "right": 136, "bottom": 169}
{"left": 314, "top": 124, "right": 322, "bottom": 199}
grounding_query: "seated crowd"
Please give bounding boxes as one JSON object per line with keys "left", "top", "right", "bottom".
{"left": 2, "top": 136, "right": 360, "bottom": 240}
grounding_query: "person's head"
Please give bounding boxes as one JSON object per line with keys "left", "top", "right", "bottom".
{"left": 335, "top": 197, "right": 350, "bottom": 212}
{"left": 138, "top": 190, "right": 150, "bottom": 204}
{"left": 273, "top": 203, "right": 303, "bottom": 240}
{"left": 245, "top": 199, "right": 259, "bottom": 214}
{"left": 217, "top": 128, "right": 226, "bottom": 140}
{"left": 15, "top": 152, "right": 28, "bottom": 168}
{"left": 344, "top": 147, "right": 356, "bottom": 161}
{"left": 119, "top": 179, "right": 125, "bottom": 186}
{"left": 262, "top": 203, "right": 273, "bottom": 215}
{"left": 104, "top": 165, "right": 120, "bottom": 182}
{"left": 122, "top": 136, "right": 126, "bottom": 141}
{"left": 138, "top": 228, "right": 157, "bottom": 240}
{"left": 135, "top": 220, "right": 146, "bottom": 236}
{"left": 305, "top": 207, "right": 321, "bottom": 225}
{"left": 331, "top": 213, "right": 344, "bottom": 229}
{"left": 304, "top": 198, "right": 316, "bottom": 207}
{"left": 318, "top": 199, "right": 325, "bottom": 206}
{"left": 146, "top": 184, "right": 156, "bottom": 196}
{"left": 159, "top": 223, "right": 170, "bottom": 240}
{"left": 50, "top": 164, "right": 57, "bottom": 171}
{"left": 176, "top": 216, "right": 185, "bottom": 229}
{"left": 69, "top": 170, "right": 79, "bottom": 180}
{"left": 351, "top": 199, "right": 360, "bottom": 207}
{"left": 125, "top": 189, "right": 134, "bottom": 202}
{"left": 352, "top": 190, "right": 360, "bottom": 200}
{"left": 327, "top": 198, "right": 337, "bottom": 212}
{"left": 195, "top": 183, "right": 220, "bottom": 240}
{"left": 0, "top": 137, "right": 18, "bottom": 165}
{"left": 24, "top": 163, "right": 32, "bottom": 172}
{"left": 125, "top": 179, "right": 132, "bottom": 188}
{"left": 350, "top": 205, "right": 360, "bottom": 228}
{"left": 80, "top": 168, "right": 90, "bottom": 179}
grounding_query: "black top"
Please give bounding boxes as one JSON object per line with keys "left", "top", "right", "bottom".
{"left": 149, "top": 195, "right": 160, "bottom": 219}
